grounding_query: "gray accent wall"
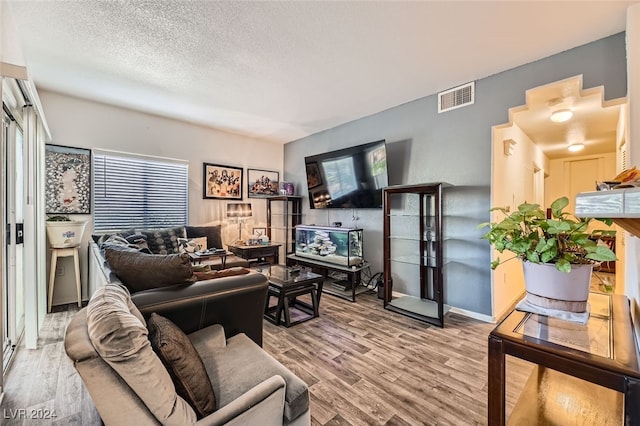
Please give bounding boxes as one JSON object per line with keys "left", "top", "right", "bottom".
{"left": 283, "top": 33, "right": 627, "bottom": 317}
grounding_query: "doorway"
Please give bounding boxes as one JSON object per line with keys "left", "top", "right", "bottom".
{"left": 2, "top": 104, "right": 25, "bottom": 372}
{"left": 491, "top": 75, "right": 627, "bottom": 319}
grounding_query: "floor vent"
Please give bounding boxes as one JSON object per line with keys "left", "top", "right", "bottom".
{"left": 438, "top": 82, "right": 475, "bottom": 113}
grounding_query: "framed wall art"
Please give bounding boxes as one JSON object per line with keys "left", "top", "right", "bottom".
{"left": 252, "top": 227, "right": 267, "bottom": 237}
{"left": 45, "top": 144, "right": 92, "bottom": 214}
{"left": 203, "top": 163, "right": 243, "bottom": 199}
{"left": 247, "top": 168, "right": 279, "bottom": 198}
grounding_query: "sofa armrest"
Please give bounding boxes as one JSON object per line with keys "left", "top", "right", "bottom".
{"left": 196, "top": 375, "right": 286, "bottom": 426}
{"left": 132, "top": 272, "right": 268, "bottom": 346}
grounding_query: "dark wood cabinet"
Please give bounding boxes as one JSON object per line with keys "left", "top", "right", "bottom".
{"left": 266, "top": 196, "right": 302, "bottom": 262}
{"left": 382, "top": 183, "right": 446, "bottom": 327}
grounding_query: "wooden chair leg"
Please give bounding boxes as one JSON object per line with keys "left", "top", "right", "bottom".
{"left": 282, "top": 294, "right": 292, "bottom": 327}
{"left": 311, "top": 288, "right": 319, "bottom": 318}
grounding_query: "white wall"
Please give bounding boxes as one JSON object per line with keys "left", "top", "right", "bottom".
{"left": 545, "top": 152, "right": 617, "bottom": 209}
{"left": 40, "top": 90, "right": 283, "bottom": 305}
{"left": 491, "top": 122, "right": 548, "bottom": 320}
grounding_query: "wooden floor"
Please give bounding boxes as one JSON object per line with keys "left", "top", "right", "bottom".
{"left": 0, "top": 305, "right": 100, "bottom": 425}
{"left": 0, "top": 290, "right": 534, "bottom": 426}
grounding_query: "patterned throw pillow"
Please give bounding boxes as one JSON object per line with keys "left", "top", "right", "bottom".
{"left": 141, "top": 227, "right": 185, "bottom": 255}
{"left": 178, "top": 237, "right": 208, "bottom": 254}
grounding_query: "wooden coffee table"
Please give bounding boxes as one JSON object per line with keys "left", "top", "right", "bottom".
{"left": 258, "top": 265, "right": 324, "bottom": 327}
{"left": 228, "top": 243, "right": 281, "bottom": 265}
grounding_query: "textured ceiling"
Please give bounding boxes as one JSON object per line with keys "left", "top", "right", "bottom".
{"left": 5, "top": 1, "right": 637, "bottom": 143}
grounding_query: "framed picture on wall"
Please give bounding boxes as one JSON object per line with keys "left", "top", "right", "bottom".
{"left": 247, "top": 168, "right": 279, "bottom": 198}
{"left": 203, "top": 163, "right": 243, "bottom": 199}
{"left": 45, "top": 144, "right": 92, "bottom": 214}
{"left": 252, "top": 227, "right": 267, "bottom": 237}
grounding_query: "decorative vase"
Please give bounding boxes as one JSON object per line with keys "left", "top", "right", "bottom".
{"left": 522, "top": 262, "right": 592, "bottom": 313}
{"left": 45, "top": 220, "right": 88, "bottom": 248}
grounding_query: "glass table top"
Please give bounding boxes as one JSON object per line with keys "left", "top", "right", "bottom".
{"left": 254, "top": 264, "right": 323, "bottom": 286}
{"left": 515, "top": 293, "right": 612, "bottom": 358}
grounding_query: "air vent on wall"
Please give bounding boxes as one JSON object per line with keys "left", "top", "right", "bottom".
{"left": 438, "top": 82, "right": 475, "bottom": 113}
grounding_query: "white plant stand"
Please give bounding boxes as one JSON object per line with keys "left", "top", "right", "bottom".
{"left": 48, "top": 245, "right": 81, "bottom": 312}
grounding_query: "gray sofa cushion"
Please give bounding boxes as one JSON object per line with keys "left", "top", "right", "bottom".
{"left": 200, "top": 333, "right": 309, "bottom": 423}
{"left": 105, "top": 248, "right": 196, "bottom": 293}
{"left": 86, "top": 284, "right": 196, "bottom": 425}
{"left": 148, "top": 313, "right": 216, "bottom": 418}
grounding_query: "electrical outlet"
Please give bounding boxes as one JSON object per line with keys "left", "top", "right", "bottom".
{"left": 56, "top": 265, "right": 65, "bottom": 276}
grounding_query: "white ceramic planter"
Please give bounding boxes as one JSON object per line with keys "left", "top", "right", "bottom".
{"left": 46, "top": 220, "right": 88, "bottom": 248}
{"left": 522, "top": 262, "right": 592, "bottom": 312}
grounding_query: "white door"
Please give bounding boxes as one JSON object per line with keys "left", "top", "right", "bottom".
{"left": 565, "top": 158, "right": 603, "bottom": 213}
{"left": 2, "top": 111, "right": 9, "bottom": 366}
{"left": 2, "top": 109, "right": 25, "bottom": 371}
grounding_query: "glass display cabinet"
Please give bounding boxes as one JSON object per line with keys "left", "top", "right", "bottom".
{"left": 266, "top": 195, "right": 302, "bottom": 262}
{"left": 383, "top": 182, "right": 447, "bottom": 327}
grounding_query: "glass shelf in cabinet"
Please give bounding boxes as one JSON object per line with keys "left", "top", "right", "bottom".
{"left": 388, "top": 255, "right": 438, "bottom": 266}
{"left": 387, "top": 235, "right": 438, "bottom": 242}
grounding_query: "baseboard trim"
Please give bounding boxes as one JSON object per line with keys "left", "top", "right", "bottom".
{"left": 446, "top": 305, "right": 495, "bottom": 323}
{"left": 493, "top": 291, "right": 526, "bottom": 324}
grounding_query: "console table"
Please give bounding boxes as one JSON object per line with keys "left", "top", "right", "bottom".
{"left": 488, "top": 293, "right": 640, "bottom": 425}
{"left": 188, "top": 251, "right": 229, "bottom": 267}
{"left": 286, "top": 254, "right": 369, "bottom": 302}
{"left": 227, "top": 243, "right": 281, "bottom": 265}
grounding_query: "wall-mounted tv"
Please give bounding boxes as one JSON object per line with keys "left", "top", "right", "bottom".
{"left": 304, "top": 140, "right": 388, "bottom": 209}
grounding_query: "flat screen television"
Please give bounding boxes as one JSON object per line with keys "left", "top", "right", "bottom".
{"left": 304, "top": 140, "right": 388, "bottom": 209}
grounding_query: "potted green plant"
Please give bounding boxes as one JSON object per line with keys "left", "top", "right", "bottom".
{"left": 479, "top": 196, "right": 616, "bottom": 312}
{"left": 46, "top": 215, "right": 88, "bottom": 248}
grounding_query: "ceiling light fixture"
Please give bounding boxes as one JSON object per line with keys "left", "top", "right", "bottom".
{"left": 568, "top": 143, "right": 584, "bottom": 152}
{"left": 550, "top": 109, "right": 573, "bottom": 123}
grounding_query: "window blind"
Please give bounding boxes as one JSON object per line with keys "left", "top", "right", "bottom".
{"left": 93, "top": 151, "right": 188, "bottom": 232}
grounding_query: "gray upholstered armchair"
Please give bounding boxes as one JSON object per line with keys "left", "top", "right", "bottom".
{"left": 64, "top": 281, "right": 311, "bottom": 425}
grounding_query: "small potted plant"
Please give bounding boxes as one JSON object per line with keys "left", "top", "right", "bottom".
{"left": 479, "top": 196, "right": 616, "bottom": 312}
{"left": 46, "top": 215, "right": 88, "bottom": 248}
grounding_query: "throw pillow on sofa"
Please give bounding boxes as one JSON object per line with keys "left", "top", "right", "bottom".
{"left": 177, "top": 237, "right": 207, "bottom": 254}
{"left": 185, "top": 225, "right": 223, "bottom": 250}
{"left": 87, "top": 284, "right": 196, "bottom": 424}
{"left": 141, "top": 226, "right": 186, "bottom": 255}
{"left": 147, "top": 313, "right": 217, "bottom": 419}
{"left": 125, "top": 234, "right": 152, "bottom": 253}
{"left": 92, "top": 228, "right": 136, "bottom": 245}
{"left": 105, "top": 248, "right": 196, "bottom": 293}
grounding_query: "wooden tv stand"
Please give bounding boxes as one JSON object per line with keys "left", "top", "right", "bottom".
{"left": 286, "top": 254, "right": 369, "bottom": 302}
